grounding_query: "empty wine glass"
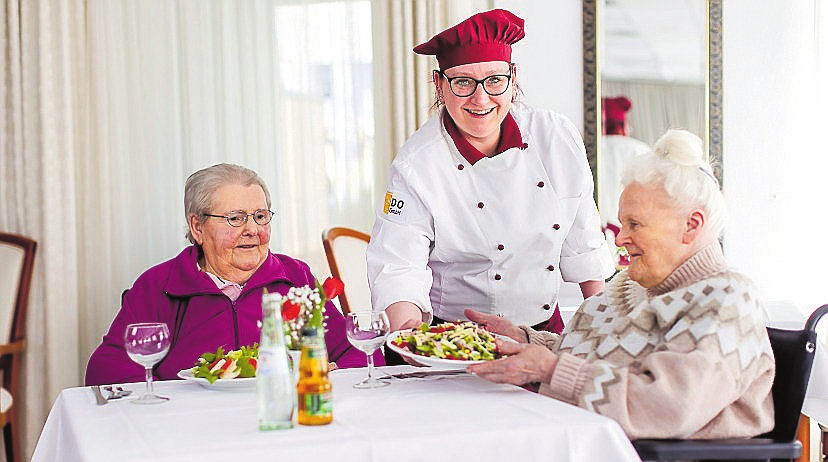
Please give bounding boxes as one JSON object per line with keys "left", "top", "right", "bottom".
{"left": 345, "top": 311, "right": 390, "bottom": 389}
{"left": 124, "top": 322, "right": 171, "bottom": 404}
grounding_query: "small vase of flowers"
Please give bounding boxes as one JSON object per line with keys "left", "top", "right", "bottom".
{"left": 275, "top": 276, "right": 344, "bottom": 350}
{"left": 262, "top": 277, "right": 344, "bottom": 381}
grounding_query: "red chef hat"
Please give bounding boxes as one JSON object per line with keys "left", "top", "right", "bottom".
{"left": 413, "top": 9, "right": 525, "bottom": 71}
{"left": 603, "top": 96, "right": 632, "bottom": 135}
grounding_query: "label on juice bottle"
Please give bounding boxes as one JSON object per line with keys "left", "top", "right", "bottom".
{"left": 303, "top": 391, "right": 333, "bottom": 416}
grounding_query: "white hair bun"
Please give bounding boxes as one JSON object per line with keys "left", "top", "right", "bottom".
{"left": 653, "top": 129, "right": 706, "bottom": 167}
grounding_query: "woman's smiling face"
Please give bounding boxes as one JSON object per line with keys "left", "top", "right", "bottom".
{"left": 438, "top": 61, "right": 514, "bottom": 153}
{"left": 190, "top": 183, "right": 271, "bottom": 283}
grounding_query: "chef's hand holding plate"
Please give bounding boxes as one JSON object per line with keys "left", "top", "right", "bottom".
{"left": 384, "top": 302, "right": 429, "bottom": 366}
{"left": 386, "top": 301, "right": 428, "bottom": 331}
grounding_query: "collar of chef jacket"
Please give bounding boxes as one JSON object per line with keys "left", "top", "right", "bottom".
{"left": 442, "top": 110, "right": 527, "bottom": 165}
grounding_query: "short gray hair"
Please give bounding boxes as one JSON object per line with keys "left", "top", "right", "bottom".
{"left": 183, "top": 163, "right": 272, "bottom": 244}
{"left": 620, "top": 129, "right": 726, "bottom": 239}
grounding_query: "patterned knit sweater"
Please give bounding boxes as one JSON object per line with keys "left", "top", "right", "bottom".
{"left": 525, "top": 243, "right": 775, "bottom": 439}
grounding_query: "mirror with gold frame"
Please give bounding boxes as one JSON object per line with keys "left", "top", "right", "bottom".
{"left": 582, "top": 0, "right": 723, "bottom": 212}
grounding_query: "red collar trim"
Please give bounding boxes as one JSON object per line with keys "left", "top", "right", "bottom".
{"left": 443, "top": 111, "right": 527, "bottom": 165}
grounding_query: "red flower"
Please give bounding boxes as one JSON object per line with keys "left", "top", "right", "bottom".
{"left": 322, "top": 277, "right": 344, "bottom": 300}
{"left": 281, "top": 299, "right": 301, "bottom": 321}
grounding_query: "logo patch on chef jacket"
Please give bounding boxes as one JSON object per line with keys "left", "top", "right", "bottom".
{"left": 383, "top": 191, "right": 406, "bottom": 219}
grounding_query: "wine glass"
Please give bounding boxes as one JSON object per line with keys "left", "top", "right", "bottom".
{"left": 345, "top": 311, "right": 390, "bottom": 389}
{"left": 124, "top": 322, "right": 171, "bottom": 404}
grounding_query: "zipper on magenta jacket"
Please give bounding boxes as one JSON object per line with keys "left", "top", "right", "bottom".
{"left": 231, "top": 300, "right": 240, "bottom": 349}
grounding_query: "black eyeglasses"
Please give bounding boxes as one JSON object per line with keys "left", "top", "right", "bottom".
{"left": 203, "top": 209, "right": 274, "bottom": 227}
{"left": 438, "top": 68, "right": 513, "bottom": 97}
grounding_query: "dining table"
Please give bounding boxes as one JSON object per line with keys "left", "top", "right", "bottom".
{"left": 32, "top": 364, "right": 640, "bottom": 462}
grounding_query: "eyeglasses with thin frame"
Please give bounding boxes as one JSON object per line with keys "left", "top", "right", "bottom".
{"left": 203, "top": 209, "right": 274, "bottom": 227}
{"left": 438, "top": 67, "right": 513, "bottom": 97}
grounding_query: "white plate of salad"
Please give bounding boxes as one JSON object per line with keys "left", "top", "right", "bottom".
{"left": 178, "top": 344, "right": 258, "bottom": 391}
{"left": 177, "top": 368, "right": 255, "bottom": 390}
{"left": 386, "top": 321, "right": 506, "bottom": 369}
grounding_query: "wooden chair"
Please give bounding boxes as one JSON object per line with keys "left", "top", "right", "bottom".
{"left": 632, "top": 304, "right": 828, "bottom": 462}
{"left": 0, "top": 232, "right": 37, "bottom": 462}
{"left": 321, "top": 227, "right": 370, "bottom": 316}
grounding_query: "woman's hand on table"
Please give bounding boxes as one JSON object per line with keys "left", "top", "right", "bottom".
{"left": 467, "top": 340, "right": 558, "bottom": 385}
{"left": 464, "top": 309, "right": 527, "bottom": 343}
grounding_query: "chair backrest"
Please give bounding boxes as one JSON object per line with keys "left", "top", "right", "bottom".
{"left": 321, "top": 227, "right": 370, "bottom": 316}
{"left": 760, "top": 304, "right": 828, "bottom": 441}
{"left": 0, "top": 233, "right": 37, "bottom": 345}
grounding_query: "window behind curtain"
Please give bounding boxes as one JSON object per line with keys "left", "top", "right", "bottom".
{"left": 82, "top": 0, "right": 376, "bottom": 361}
{"left": 271, "top": 1, "right": 376, "bottom": 273}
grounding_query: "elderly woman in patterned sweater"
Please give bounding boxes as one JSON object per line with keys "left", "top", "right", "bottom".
{"left": 467, "top": 129, "right": 774, "bottom": 440}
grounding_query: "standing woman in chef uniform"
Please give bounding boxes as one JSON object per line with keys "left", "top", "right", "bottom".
{"left": 367, "top": 9, "right": 615, "bottom": 343}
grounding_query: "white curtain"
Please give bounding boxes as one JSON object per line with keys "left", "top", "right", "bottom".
{"left": 0, "top": 0, "right": 85, "bottom": 458}
{"left": 81, "top": 0, "right": 386, "bottom": 377}
{"left": 602, "top": 79, "right": 705, "bottom": 145}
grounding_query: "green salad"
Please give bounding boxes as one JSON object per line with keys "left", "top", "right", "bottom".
{"left": 191, "top": 344, "right": 258, "bottom": 384}
{"left": 390, "top": 321, "right": 502, "bottom": 361}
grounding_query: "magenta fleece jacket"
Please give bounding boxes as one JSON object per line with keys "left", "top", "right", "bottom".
{"left": 86, "top": 246, "right": 380, "bottom": 386}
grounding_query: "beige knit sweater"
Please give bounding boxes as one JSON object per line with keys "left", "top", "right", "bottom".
{"left": 525, "top": 243, "right": 775, "bottom": 439}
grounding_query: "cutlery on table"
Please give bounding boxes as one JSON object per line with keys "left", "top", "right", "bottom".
{"left": 380, "top": 369, "right": 469, "bottom": 380}
{"left": 104, "top": 386, "right": 133, "bottom": 400}
{"left": 90, "top": 386, "right": 108, "bottom": 405}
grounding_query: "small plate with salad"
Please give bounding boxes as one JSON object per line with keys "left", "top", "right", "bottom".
{"left": 178, "top": 344, "right": 258, "bottom": 391}
{"left": 386, "top": 321, "right": 506, "bottom": 369}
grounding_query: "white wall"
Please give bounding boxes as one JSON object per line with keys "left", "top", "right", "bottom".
{"left": 494, "top": 1, "right": 584, "bottom": 132}
{"left": 722, "top": 0, "right": 828, "bottom": 316}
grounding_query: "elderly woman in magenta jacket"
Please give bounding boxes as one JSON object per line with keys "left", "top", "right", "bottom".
{"left": 86, "top": 163, "right": 378, "bottom": 386}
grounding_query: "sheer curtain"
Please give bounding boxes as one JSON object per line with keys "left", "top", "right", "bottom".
{"left": 80, "top": 0, "right": 383, "bottom": 366}
{"left": 602, "top": 79, "right": 705, "bottom": 145}
{"left": 1, "top": 1, "right": 86, "bottom": 458}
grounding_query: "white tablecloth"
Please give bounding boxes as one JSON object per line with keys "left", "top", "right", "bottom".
{"left": 33, "top": 366, "right": 639, "bottom": 462}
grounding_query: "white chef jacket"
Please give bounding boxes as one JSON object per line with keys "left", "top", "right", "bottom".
{"left": 599, "top": 135, "right": 651, "bottom": 228}
{"left": 367, "top": 102, "right": 615, "bottom": 327}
